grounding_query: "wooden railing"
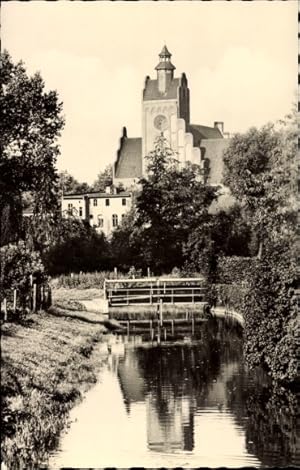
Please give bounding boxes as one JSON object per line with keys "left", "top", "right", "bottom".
{"left": 104, "top": 278, "right": 207, "bottom": 307}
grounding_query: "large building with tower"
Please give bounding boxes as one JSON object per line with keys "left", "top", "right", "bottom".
{"left": 113, "top": 45, "right": 232, "bottom": 208}
{"left": 62, "top": 46, "right": 233, "bottom": 235}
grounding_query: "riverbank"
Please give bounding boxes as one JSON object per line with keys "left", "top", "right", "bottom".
{"left": 1, "top": 308, "right": 108, "bottom": 469}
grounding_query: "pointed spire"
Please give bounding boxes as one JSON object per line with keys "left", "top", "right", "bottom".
{"left": 155, "top": 44, "right": 175, "bottom": 71}
{"left": 159, "top": 44, "right": 172, "bottom": 59}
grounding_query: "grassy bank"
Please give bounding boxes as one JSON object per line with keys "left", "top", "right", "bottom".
{"left": 1, "top": 309, "right": 107, "bottom": 469}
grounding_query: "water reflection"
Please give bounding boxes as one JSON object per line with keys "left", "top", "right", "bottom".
{"left": 113, "top": 318, "right": 298, "bottom": 466}
{"left": 50, "top": 318, "right": 298, "bottom": 468}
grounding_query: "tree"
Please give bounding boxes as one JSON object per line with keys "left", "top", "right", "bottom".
{"left": 222, "top": 123, "right": 297, "bottom": 257}
{"left": 0, "top": 51, "right": 64, "bottom": 246}
{"left": 58, "top": 170, "right": 91, "bottom": 196}
{"left": 222, "top": 113, "right": 298, "bottom": 384}
{"left": 42, "top": 219, "right": 111, "bottom": 275}
{"left": 91, "top": 164, "right": 113, "bottom": 192}
{"left": 133, "top": 136, "right": 218, "bottom": 273}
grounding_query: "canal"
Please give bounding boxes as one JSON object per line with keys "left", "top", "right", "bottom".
{"left": 49, "top": 317, "right": 298, "bottom": 468}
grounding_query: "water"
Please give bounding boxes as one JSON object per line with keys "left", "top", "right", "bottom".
{"left": 49, "top": 318, "right": 299, "bottom": 468}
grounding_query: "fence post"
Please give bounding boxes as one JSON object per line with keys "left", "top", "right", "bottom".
{"left": 147, "top": 267, "right": 151, "bottom": 277}
{"left": 114, "top": 267, "right": 118, "bottom": 277}
{"left": 3, "top": 298, "right": 7, "bottom": 322}
{"left": 13, "top": 289, "right": 17, "bottom": 313}
{"left": 33, "top": 284, "right": 37, "bottom": 312}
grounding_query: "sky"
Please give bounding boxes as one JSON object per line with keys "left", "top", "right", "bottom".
{"left": 2, "top": 1, "right": 297, "bottom": 184}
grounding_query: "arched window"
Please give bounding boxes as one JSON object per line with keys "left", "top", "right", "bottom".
{"left": 112, "top": 214, "right": 118, "bottom": 227}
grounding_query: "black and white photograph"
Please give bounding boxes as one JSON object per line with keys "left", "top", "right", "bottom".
{"left": 1, "top": 1, "right": 298, "bottom": 468}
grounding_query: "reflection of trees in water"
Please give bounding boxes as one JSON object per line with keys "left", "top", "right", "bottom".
{"left": 135, "top": 318, "right": 243, "bottom": 421}
{"left": 245, "top": 381, "right": 299, "bottom": 466}
{"left": 225, "top": 362, "right": 299, "bottom": 467}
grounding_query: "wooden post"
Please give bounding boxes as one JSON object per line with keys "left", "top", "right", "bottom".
{"left": 186, "top": 310, "right": 189, "bottom": 321}
{"left": 192, "top": 288, "right": 194, "bottom": 304}
{"left": 171, "top": 289, "right": 174, "bottom": 304}
{"left": 13, "top": 289, "right": 17, "bottom": 313}
{"left": 41, "top": 285, "right": 45, "bottom": 309}
{"left": 114, "top": 267, "right": 118, "bottom": 277}
{"left": 147, "top": 267, "right": 151, "bottom": 277}
{"left": 3, "top": 298, "right": 7, "bottom": 322}
{"left": 171, "top": 319, "right": 174, "bottom": 336}
{"left": 103, "top": 280, "right": 106, "bottom": 300}
{"left": 159, "top": 299, "right": 163, "bottom": 327}
{"left": 127, "top": 290, "right": 129, "bottom": 305}
{"left": 192, "top": 315, "right": 195, "bottom": 336}
{"left": 163, "top": 282, "right": 166, "bottom": 295}
{"left": 29, "top": 274, "right": 33, "bottom": 286}
{"left": 127, "top": 320, "right": 130, "bottom": 336}
{"left": 164, "top": 327, "right": 167, "bottom": 341}
{"left": 33, "top": 283, "right": 37, "bottom": 312}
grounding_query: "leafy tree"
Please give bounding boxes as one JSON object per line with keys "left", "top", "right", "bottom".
{"left": 58, "top": 170, "right": 90, "bottom": 196}
{"left": 222, "top": 113, "right": 298, "bottom": 384}
{"left": 129, "top": 136, "right": 217, "bottom": 273}
{"left": 222, "top": 123, "right": 297, "bottom": 257}
{"left": 0, "top": 50, "right": 64, "bottom": 246}
{"left": 91, "top": 164, "right": 113, "bottom": 192}
{"left": 43, "top": 219, "right": 111, "bottom": 275}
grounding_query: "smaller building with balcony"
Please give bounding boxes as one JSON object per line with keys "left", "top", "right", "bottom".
{"left": 61, "top": 186, "right": 132, "bottom": 237}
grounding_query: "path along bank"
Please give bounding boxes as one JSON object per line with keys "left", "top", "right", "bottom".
{"left": 1, "top": 307, "right": 109, "bottom": 470}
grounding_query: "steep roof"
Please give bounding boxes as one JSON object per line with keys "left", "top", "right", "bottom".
{"left": 159, "top": 45, "right": 172, "bottom": 58}
{"left": 189, "top": 124, "right": 223, "bottom": 143}
{"left": 115, "top": 137, "right": 142, "bottom": 179}
{"left": 143, "top": 78, "right": 180, "bottom": 101}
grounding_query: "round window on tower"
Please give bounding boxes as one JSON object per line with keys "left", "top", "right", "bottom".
{"left": 153, "top": 114, "right": 168, "bottom": 131}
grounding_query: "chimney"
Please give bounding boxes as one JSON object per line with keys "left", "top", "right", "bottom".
{"left": 214, "top": 121, "right": 224, "bottom": 134}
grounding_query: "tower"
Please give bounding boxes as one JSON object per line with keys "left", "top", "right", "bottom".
{"left": 142, "top": 46, "right": 190, "bottom": 174}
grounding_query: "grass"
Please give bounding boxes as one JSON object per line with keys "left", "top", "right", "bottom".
{"left": 1, "top": 309, "right": 107, "bottom": 469}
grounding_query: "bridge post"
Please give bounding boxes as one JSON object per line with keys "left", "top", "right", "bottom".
{"left": 159, "top": 299, "right": 163, "bottom": 326}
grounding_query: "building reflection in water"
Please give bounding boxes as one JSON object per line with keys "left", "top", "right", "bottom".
{"left": 108, "top": 319, "right": 298, "bottom": 466}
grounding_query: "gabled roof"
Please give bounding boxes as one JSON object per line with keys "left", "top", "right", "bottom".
{"left": 115, "top": 137, "right": 142, "bottom": 179}
{"left": 189, "top": 124, "right": 223, "bottom": 143}
{"left": 143, "top": 78, "right": 180, "bottom": 101}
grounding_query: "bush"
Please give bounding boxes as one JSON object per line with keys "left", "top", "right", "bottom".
{"left": 243, "top": 243, "right": 298, "bottom": 384}
{"left": 51, "top": 270, "right": 128, "bottom": 290}
{"left": 217, "top": 256, "right": 254, "bottom": 284}
{"left": 0, "top": 242, "right": 45, "bottom": 305}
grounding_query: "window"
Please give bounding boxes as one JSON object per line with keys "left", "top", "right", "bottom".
{"left": 79, "top": 207, "right": 83, "bottom": 217}
{"left": 105, "top": 199, "right": 110, "bottom": 206}
{"left": 90, "top": 214, "right": 93, "bottom": 219}
{"left": 122, "top": 214, "right": 126, "bottom": 221}
{"left": 97, "top": 215, "right": 104, "bottom": 227}
{"left": 67, "top": 203, "right": 73, "bottom": 215}
{"left": 93, "top": 199, "right": 98, "bottom": 206}
{"left": 112, "top": 214, "right": 118, "bottom": 227}
{"left": 122, "top": 198, "right": 126, "bottom": 206}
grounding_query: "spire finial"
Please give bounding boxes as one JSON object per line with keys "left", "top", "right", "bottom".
{"left": 159, "top": 44, "right": 171, "bottom": 59}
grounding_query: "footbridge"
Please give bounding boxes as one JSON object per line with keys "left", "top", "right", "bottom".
{"left": 104, "top": 277, "right": 210, "bottom": 322}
